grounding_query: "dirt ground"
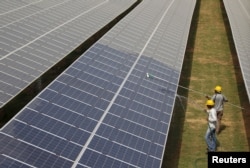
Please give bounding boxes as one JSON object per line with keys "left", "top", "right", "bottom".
{"left": 162, "top": 0, "right": 250, "bottom": 167}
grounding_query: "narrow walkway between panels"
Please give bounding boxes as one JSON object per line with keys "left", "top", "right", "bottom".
{"left": 162, "top": 0, "right": 249, "bottom": 167}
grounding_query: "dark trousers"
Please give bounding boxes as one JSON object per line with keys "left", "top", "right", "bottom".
{"left": 216, "top": 111, "right": 223, "bottom": 134}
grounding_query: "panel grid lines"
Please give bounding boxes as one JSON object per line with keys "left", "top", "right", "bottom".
{"left": 0, "top": 0, "right": 196, "bottom": 167}
{"left": 223, "top": 0, "right": 250, "bottom": 102}
{"left": 0, "top": 0, "right": 136, "bottom": 107}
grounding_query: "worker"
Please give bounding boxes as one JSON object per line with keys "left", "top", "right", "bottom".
{"left": 206, "top": 85, "right": 228, "bottom": 134}
{"left": 204, "top": 99, "right": 217, "bottom": 152}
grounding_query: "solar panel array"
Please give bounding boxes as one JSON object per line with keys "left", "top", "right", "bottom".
{"left": 223, "top": 0, "right": 250, "bottom": 101}
{"left": 0, "top": 0, "right": 136, "bottom": 108}
{"left": 0, "top": 0, "right": 196, "bottom": 167}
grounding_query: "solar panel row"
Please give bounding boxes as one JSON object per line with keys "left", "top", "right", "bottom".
{"left": 0, "top": 0, "right": 136, "bottom": 107}
{"left": 0, "top": 0, "right": 196, "bottom": 167}
{"left": 223, "top": 0, "right": 250, "bottom": 101}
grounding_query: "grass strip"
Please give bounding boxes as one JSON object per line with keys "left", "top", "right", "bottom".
{"left": 162, "top": 0, "right": 249, "bottom": 167}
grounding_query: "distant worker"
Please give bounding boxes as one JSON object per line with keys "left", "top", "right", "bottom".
{"left": 206, "top": 85, "right": 228, "bottom": 134}
{"left": 204, "top": 99, "right": 217, "bottom": 152}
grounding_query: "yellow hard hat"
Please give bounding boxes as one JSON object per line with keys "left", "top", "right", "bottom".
{"left": 206, "top": 99, "right": 215, "bottom": 106}
{"left": 214, "top": 85, "right": 222, "bottom": 92}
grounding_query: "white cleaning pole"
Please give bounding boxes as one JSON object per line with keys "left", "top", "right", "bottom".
{"left": 146, "top": 73, "right": 206, "bottom": 96}
{"left": 146, "top": 73, "right": 245, "bottom": 110}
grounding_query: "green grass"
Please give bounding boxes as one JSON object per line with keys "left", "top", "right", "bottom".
{"left": 162, "top": 0, "right": 249, "bottom": 167}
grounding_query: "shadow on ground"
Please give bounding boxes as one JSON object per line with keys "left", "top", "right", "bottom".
{"left": 162, "top": 1, "right": 250, "bottom": 167}
{"left": 161, "top": 0, "right": 201, "bottom": 167}
{"left": 220, "top": 0, "right": 250, "bottom": 150}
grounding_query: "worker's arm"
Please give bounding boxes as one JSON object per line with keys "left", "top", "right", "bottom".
{"left": 205, "top": 95, "right": 211, "bottom": 99}
{"left": 223, "top": 95, "right": 228, "bottom": 102}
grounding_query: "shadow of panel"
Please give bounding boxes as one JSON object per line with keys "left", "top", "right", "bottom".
{"left": 220, "top": 0, "right": 250, "bottom": 150}
{"left": 161, "top": 0, "right": 201, "bottom": 167}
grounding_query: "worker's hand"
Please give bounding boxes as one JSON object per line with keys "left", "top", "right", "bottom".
{"left": 203, "top": 109, "right": 207, "bottom": 113}
{"left": 205, "top": 95, "right": 209, "bottom": 99}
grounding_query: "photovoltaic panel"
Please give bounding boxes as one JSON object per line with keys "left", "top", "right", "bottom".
{"left": 0, "top": 0, "right": 196, "bottom": 167}
{"left": 223, "top": 0, "right": 250, "bottom": 101}
{"left": 0, "top": 0, "right": 136, "bottom": 108}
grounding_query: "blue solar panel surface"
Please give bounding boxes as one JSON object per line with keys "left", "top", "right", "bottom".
{"left": 0, "top": 0, "right": 196, "bottom": 167}
{"left": 223, "top": 0, "right": 250, "bottom": 102}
